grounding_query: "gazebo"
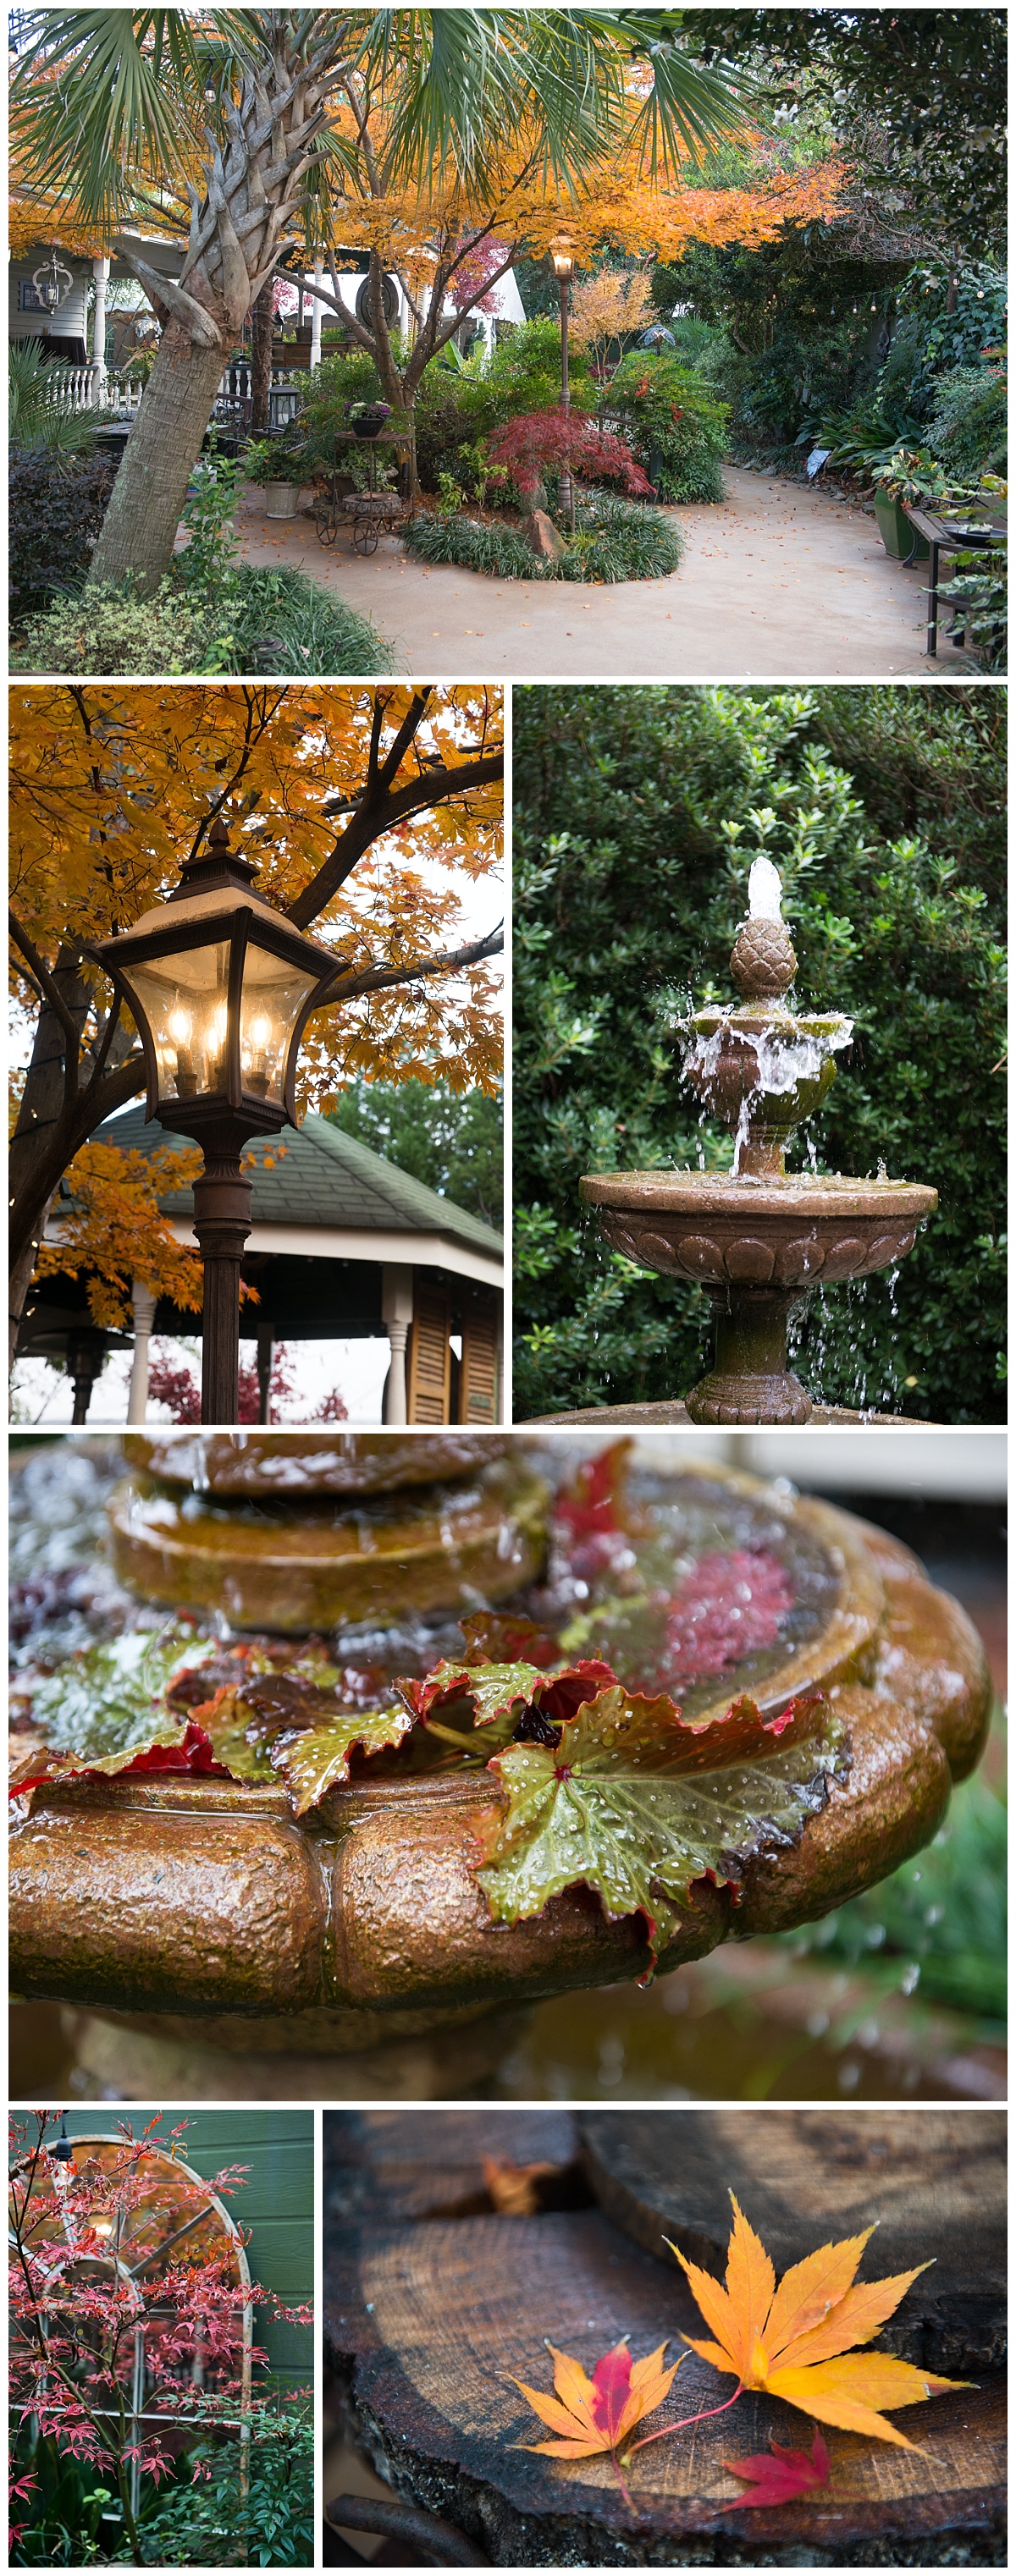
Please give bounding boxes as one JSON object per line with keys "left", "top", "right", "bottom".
{"left": 21, "top": 1107, "right": 504, "bottom": 1427}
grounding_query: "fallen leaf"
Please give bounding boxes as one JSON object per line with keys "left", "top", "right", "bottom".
{"left": 670, "top": 2193, "right": 970, "bottom": 2448}
{"left": 474, "top": 1687, "right": 843, "bottom": 1967}
{"left": 511, "top": 2337, "right": 682, "bottom": 2502}
{"left": 721, "top": 2426, "right": 831, "bottom": 2509}
{"left": 482, "top": 2155, "right": 557, "bottom": 2216}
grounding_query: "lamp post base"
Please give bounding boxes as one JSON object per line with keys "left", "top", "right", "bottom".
{"left": 193, "top": 1149, "right": 252, "bottom": 1425}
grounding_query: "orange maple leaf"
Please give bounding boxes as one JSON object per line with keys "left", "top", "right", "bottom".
{"left": 510, "top": 2337, "right": 682, "bottom": 2505}
{"left": 668, "top": 2194, "right": 970, "bottom": 2450}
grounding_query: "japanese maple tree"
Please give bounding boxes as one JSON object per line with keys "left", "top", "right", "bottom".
{"left": 8, "top": 2111, "right": 313, "bottom": 2569}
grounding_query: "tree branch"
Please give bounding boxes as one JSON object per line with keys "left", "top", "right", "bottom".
{"left": 285, "top": 748, "right": 503, "bottom": 926}
{"left": 317, "top": 921, "right": 503, "bottom": 1008}
{"left": 8, "top": 912, "right": 82, "bottom": 1059}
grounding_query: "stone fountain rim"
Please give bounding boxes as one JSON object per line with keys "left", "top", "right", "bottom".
{"left": 580, "top": 1170, "right": 938, "bottom": 1215}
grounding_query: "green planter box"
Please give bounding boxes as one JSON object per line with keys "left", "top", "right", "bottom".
{"left": 875, "top": 493, "right": 930, "bottom": 564}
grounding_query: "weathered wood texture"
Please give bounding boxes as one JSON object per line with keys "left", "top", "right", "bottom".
{"left": 326, "top": 2110, "right": 581, "bottom": 2224}
{"left": 324, "top": 2111, "right": 1007, "bottom": 2567}
{"left": 578, "top": 2110, "right": 1007, "bottom": 2375}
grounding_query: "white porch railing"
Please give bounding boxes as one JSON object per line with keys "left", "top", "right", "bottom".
{"left": 44, "top": 358, "right": 305, "bottom": 419}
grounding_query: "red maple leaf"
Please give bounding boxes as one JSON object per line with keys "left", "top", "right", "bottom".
{"left": 721, "top": 2426, "right": 831, "bottom": 2509}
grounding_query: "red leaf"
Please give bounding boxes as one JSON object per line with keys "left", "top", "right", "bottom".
{"left": 590, "top": 2342, "right": 636, "bottom": 2446}
{"left": 722, "top": 2427, "right": 831, "bottom": 2509}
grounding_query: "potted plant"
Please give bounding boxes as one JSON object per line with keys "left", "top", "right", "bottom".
{"left": 243, "top": 436, "right": 308, "bottom": 518}
{"left": 870, "top": 448, "right": 951, "bottom": 561}
{"left": 347, "top": 399, "right": 392, "bottom": 439}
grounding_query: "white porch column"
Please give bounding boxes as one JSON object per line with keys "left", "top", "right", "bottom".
{"left": 126, "top": 1282, "right": 156, "bottom": 1423}
{"left": 91, "top": 256, "right": 109, "bottom": 406}
{"left": 310, "top": 261, "right": 323, "bottom": 368}
{"left": 381, "top": 1263, "right": 413, "bottom": 1424}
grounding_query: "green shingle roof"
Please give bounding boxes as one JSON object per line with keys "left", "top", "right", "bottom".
{"left": 87, "top": 1105, "right": 502, "bottom": 1262}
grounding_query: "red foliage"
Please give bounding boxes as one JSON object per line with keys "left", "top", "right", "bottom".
{"left": 486, "top": 408, "right": 654, "bottom": 498}
{"left": 8, "top": 2111, "right": 313, "bottom": 2557}
{"left": 146, "top": 1338, "right": 349, "bottom": 1424}
{"left": 663, "top": 1549, "right": 793, "bottom": 1690}
{"left": 722, "top": 2427, "right": 831, "bottom": 2510}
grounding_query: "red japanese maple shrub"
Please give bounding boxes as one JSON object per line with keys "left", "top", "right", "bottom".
{"left": 487, "top": 408, "right": 655, "bottom": 501}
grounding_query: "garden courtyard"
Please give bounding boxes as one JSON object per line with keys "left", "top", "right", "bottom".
{"left": 235, "top": 464, "right": 933, "bottom": 680}
{"left": 9, "top": 11, "right": 1005, "bottom": 681}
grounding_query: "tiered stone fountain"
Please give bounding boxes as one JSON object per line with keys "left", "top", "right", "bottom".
{"left": 581, "top": 860, "right": 936, "bottom": 1423}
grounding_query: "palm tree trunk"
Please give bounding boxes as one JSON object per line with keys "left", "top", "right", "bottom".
{"left": 251, "top": 278, "right": 273, "bottom": 435}
{"left": 90, "top": 25, "right": 340, "bottom": 592}
{"left": 89, "top": 322, "right": 229, "bottom": 590}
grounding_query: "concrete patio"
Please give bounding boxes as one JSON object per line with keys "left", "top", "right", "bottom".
{"left": 235, "top": 464, "right": 950, "bottom": 680}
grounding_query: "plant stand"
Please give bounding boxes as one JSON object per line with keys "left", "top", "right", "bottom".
{"left": 313, "top": 429, "right": 412, "bottom": 553}
{"left": 324, "top": 2107, "right": 1007, "bottom": 2566}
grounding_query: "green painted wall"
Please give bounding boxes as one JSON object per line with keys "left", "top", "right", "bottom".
{"left": 45, "top": 2108, "right": 313, "bottom": 2397}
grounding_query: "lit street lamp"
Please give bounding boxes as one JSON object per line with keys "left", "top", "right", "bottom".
{"left": 88, "top": 817, "right": 340, "bottom": 1424}
{"left": 549, "top": 232, "right": 576, "bottom": 525}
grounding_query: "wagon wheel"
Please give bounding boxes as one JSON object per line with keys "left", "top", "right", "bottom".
{"left": 354, "top": 518, "right": 379, "bottom": 555}
{"left": 315, "top": 500, "right": 339, "bottom": 546}
{"left": 10, "top": 2131, "right": 253, "bottom": 2523}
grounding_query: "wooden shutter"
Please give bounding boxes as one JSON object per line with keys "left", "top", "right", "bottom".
{"left": 459, "top": 1292, "right": 500, "bottom": 1424}
{"left": 407, "top": 1283, "right": 451, "bottom": 1423}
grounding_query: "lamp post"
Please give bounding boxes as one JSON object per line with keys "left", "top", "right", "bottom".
{"left": 549, "top": 233, "right": 576, "bottom": 526}
{"left": 88, "top": 817, "right": 340, "bottom": 1425}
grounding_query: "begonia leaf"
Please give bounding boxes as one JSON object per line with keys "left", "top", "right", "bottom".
{"left": 474, "top": 1686, "right": 845, "bottom": 1965}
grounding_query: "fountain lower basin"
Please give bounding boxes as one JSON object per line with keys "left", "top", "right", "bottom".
{"left": 581, "top": 1170, "right": 937, "bottom": 1423}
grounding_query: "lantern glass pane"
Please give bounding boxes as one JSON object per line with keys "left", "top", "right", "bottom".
{"left": 124, "top": 939, "right": 232, "bottom": 1104}
{"left": 240, "top": 939, "right": 322, "bottom": 1103}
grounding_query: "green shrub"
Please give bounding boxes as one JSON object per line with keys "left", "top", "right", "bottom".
{"left": 606, "top": 351, "right": 729, "bottom": 501}
{"left": 928, "top": 363, "right": 1007, "bottom": 477}
{"left": 9, "top": 446, "right": 117, "bottom": 619}
{"left": 14, "top": 575, "right": 213, "bottom": 674}
{"left": 413, "top": 319, "right": 598, "bottom": 493}
{"left": 404, "top": 490, "right": 681, "bottom": 583}
{"left": 14, "top": 560, "right": 393, "bottom": 678}
{"left": 512, "top": 685, "right": 1005, "bottom": 1425}
{"left": 204, "top": 563, "right": 394, "bottom": 674}
{"left": 8, "top": 339, "right": 100, "bottom": 456}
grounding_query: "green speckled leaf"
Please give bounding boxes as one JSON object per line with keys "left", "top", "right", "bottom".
{"left": 268, "top": 1704, "right": 414, "bottom": 1814}
{"left": 474, "top": 1687, "right": 846, "bottom": 1968}
{"left": 196, "top": 1693, "right": 276, "bottom": 1784}
{"left": 28, "top": 1627, "right": 221, "bottom": 1759}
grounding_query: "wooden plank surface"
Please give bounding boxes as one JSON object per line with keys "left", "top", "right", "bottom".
{"left": 324, "top": 2203, "right": 1006, "bottom": 2566}
{"left": 577, "top": 2110, "right": 1007, "bottom": 2373}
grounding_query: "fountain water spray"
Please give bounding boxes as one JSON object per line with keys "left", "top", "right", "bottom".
{"left": 581, "top": 861, "right": 936, "bottom": 1423}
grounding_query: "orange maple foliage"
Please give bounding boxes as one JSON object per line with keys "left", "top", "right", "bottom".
{"left": 34, "top": 1140, "right": 206, "bottom": 1330}
{"left": 669, "top": 2194, "right": 969, "bottom": 2450}
{"left": 511, "top": 2337, "right": 682, "bottom": 2508}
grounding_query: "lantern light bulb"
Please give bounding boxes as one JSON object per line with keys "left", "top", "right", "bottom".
{"left": 248, "top": 1014, "right": 272, "bottom": 1049}
{"left": 168, "top": 1008, "right": 192, "bottom": 1044}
